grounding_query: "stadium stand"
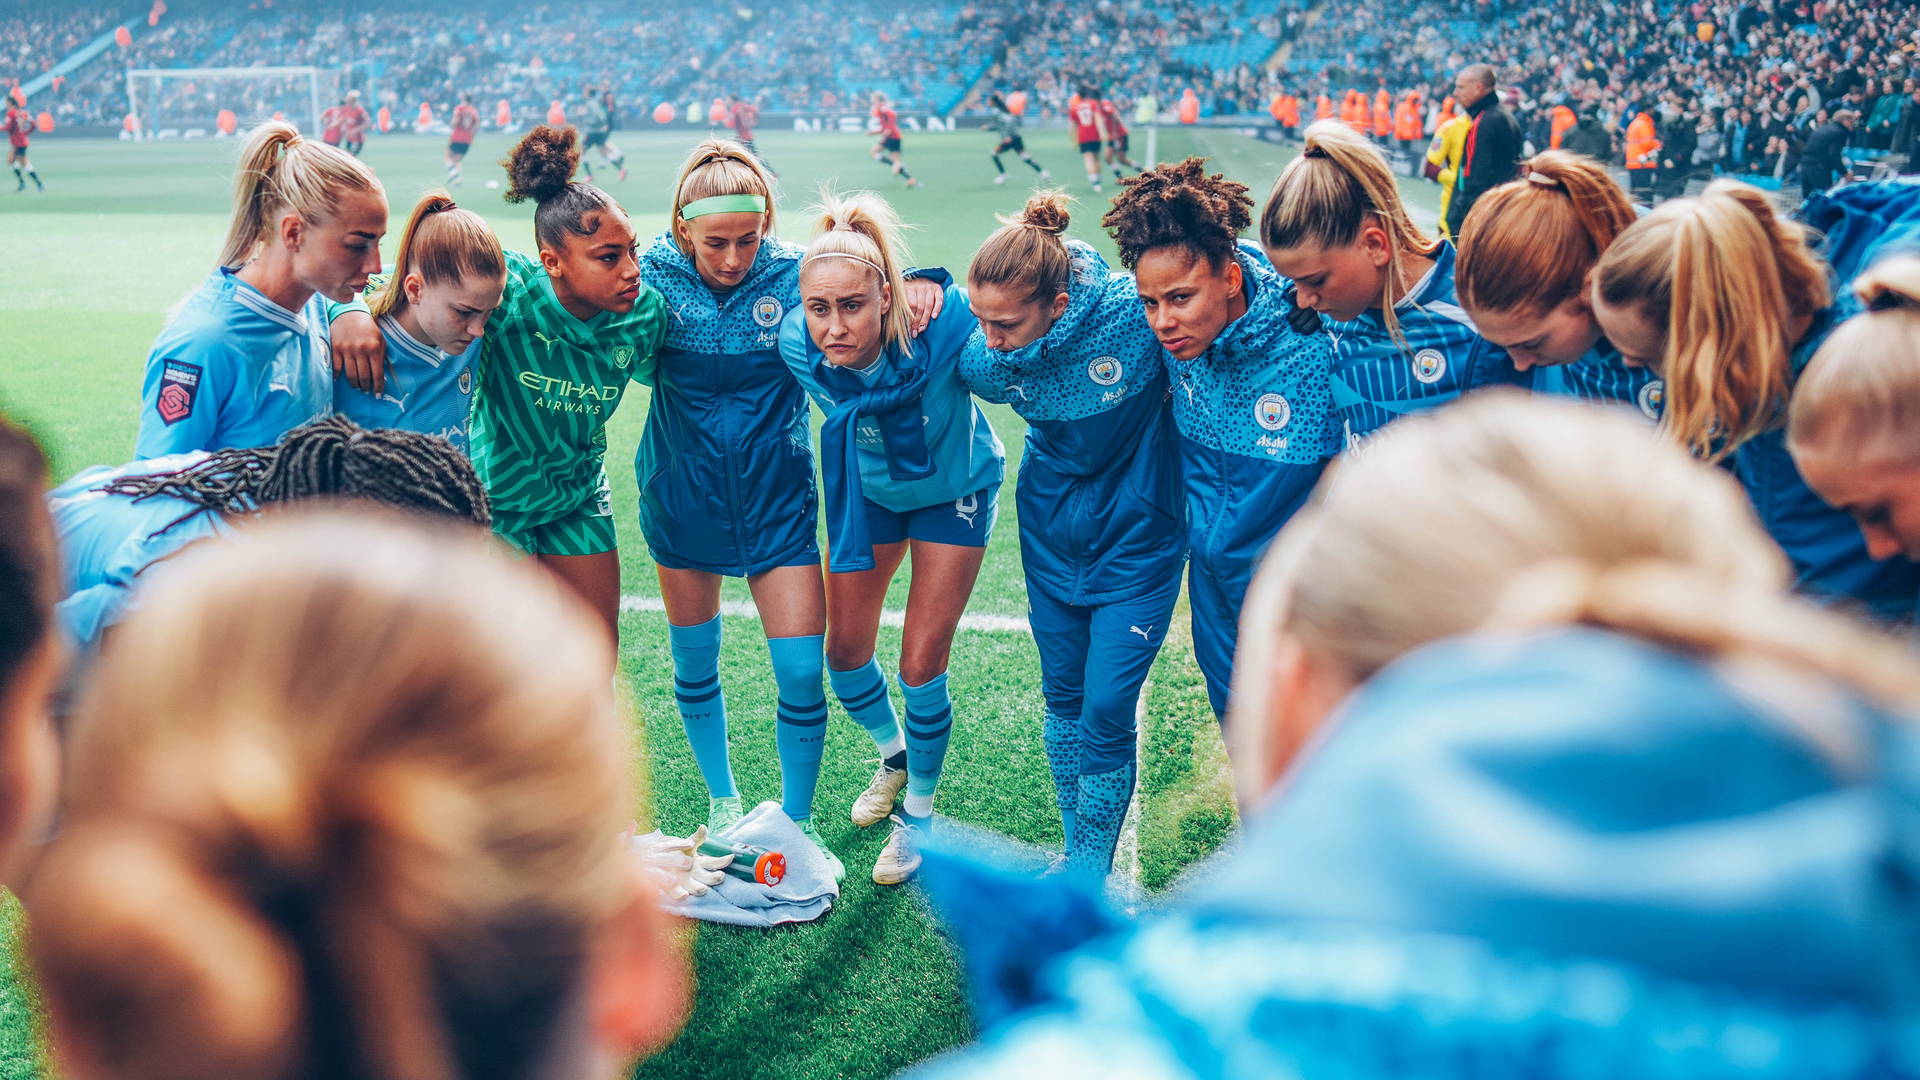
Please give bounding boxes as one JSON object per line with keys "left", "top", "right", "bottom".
{"left": 4, "top": 0, "right": 1915, "bottom": 184}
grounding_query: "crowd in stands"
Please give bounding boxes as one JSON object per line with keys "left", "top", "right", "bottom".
{"left": 5, "top": 1, "right": 1012, "bottom": 128}
{"left": 6, "top": 0, "right": 1918, "bottom": 190}
{"left": 4, "top": 0, "right": 1277, "bottom": 130}
{"left": 1267, "top": 0, "right": 1919, "bottom": 190}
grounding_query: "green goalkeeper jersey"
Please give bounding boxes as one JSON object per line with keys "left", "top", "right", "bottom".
{"left": 470, "top": 249, "right": 665, "bottom": 521}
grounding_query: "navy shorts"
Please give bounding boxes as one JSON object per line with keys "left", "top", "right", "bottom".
{"left": 864, "top": 484, "right": 999, "bottom": 548}
{"left": 1110, "top": 135, "right": 1129, "bottom": 152}
{"left": 996, "top": 134, "right": 1026, "bottom": 153}
{"left": 881, "top": 136, "right": 902, "bottom": 153}
{"left": 1078, "top": 139, "right": 1102, "bottom": 155}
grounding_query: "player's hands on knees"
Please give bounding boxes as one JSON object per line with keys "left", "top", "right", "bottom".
{"left": 329, "top": 310, "right": 390, "bottom": 394}
{"left": 903, "top": 277, "right": 945, "bottom": 338}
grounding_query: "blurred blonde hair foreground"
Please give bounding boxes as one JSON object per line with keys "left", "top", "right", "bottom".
{"left": 29, "top": 510, "right": 676, "bottom": 1080}
{"left": 1229, "top": 392, "right": 1920, "bottom": 805}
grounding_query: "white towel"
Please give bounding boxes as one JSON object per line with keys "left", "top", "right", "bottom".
{"left": 642, "top": 801, "right": 840, "bottom": 927}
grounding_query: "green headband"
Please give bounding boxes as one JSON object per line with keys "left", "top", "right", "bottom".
{"left": 681, "top": 194, "right": 768, "bottom": 219}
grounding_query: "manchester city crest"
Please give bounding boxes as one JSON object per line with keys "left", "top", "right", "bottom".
{"left": 752, "top": 295, "right": 783, "bottom": 327}
{"left": 1411, "top": 348, "right": 1447, "bottom": 385}
{"left": 1087, "top": 356, "right": 1123, "bottom": 386}
{"left": 1638, "top": 378, "right": 1665, "bottom": 419}
{"left": 458, "top": 368, "right": 473, "bottom": 395}
{"left": 611, "top": 345, "right": 635, "bottom": 370}
{"left": 1254, "top": 392, "right": 1291, "bottom": 431}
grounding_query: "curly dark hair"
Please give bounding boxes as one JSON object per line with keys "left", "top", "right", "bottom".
{"left": 99, "top": 416, "right": 491, "bottom": 536}
{"left": 500, "top": 123, "right": 621, "bottom": 251}
{"left": 1100, "top": 157, "right": 1253, "bottom": 272}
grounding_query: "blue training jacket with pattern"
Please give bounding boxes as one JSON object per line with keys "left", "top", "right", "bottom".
{"left": 959, "top": 240, "right": 1186, "bottom": 607}
{"left": 635, "top": 232, "right": 818, "bottom": 578}
{"left": 1321, "top": 241, "right": 1507, "bottom": 449}
{"left": 1166, "top": 241, "right": 1340, "bottom": 590}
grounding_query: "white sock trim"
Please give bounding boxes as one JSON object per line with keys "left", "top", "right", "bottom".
{"left": 902, "top": 792, "right": 934, "bottom": 818}
{"left": 877, "top": 734, "right": 906, "bottom": 759}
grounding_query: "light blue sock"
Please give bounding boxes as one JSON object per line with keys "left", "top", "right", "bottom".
{"left": 829, "top": 657, "right": 903, "bottom": 760}
{"left": 669, "top": 616, "right": 736, "bottom": 799}
{"left": 1068, "top": 761, "right": 1135, "bottom": 880}
{"left": 1043, "top": 708, "right": 1082, "bottom": 847}
{"left": 769, "top": 635, "right": 828, "bottom": 822}
{"left": 901, "top": 671, "right": 953, "bottom": 829}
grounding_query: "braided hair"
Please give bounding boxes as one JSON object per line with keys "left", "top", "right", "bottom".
{"left": 1100, "top": 157, "right": 1253, "bottom": 272}
{"left": 99, "top": 416, "right": 491, "bottom": 536}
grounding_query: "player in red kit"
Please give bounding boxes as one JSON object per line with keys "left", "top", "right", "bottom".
{"left": 1099, "top": 96, "right": 1142, "bottom": 181}
{"left": 869, "top": 91, "right": 918, "bottom": 187}
{"left": 340, "top": 90, "right": 370, "bottom": 156}
{"left": 6, "top": 100, "right": 41, "bottom": 192}
{"left": 726, "top": 93, "right": 774, "bottom": 176}
{"left": 321, "top": 97, "right": 345, "bottom": 147}
{"left": 446, "top": 93, "right": 480, "bottom": 185}
{"left": 1070, "top": 87, "right": 1110, "bottom": 192}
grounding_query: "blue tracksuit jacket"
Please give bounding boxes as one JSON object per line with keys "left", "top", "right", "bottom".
{"left": 636, "top": 233, "right": 819, "bottom": 577}
{"left": 1321, "top": 242, "right": 1507, "bottom": 449}
{"left": 1168, "top": 241, "right": 1340, "bottom": 592}
{"left": 1748, "top": 179, "right": 1920, "bottom": 621}
{"left": 1469, "top": 337, "right": 1666, "bottom": 420}
{"left": 958, "top": 240, "right": 1186, "bottom": 607}
{"left": 781, "top": 275, "right": 1005, "bottom": 572}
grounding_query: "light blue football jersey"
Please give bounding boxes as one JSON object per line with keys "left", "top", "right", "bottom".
{"left": 135, "top": 268, "right": 334, "bottom": 459}
{"left": 48, "top": 452, "right": 232, "bottom": 652}
{"left": 332, "top": 314, "right": 480, "bottom": 454}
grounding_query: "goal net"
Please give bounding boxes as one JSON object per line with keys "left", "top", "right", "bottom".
{"left": 125, "top": 66, "right": 333, "bottom": 139}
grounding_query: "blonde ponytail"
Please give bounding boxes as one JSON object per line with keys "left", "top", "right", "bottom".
{"left": 1260, "top": 120, "right": 1438, "bottom": 350}
{"left": 1235, "top": 393, "right": 1920, "bottom": 798}
{"left": 800, "top": 189, "right": 914, "bottom": 350}
{"left": 367, "top": 191, "right": 506, "bottom": 318}
{"left": 670, "top": 138, "right": 777, "bottom": 253}
{"left": 220, "top": 120, "right": 382, "bottom": 271}
{"left": 1788, "top": 256, "right": 1920, "bottom": 466}
{"left": 30, "top": 512, "right": 633, "bottom": 1080}
{"left": 1594, "top": 180, "right": 1830, "bottom": 461}
{"left": 1483, "top": 557, "right": 1920, "bottom": 713}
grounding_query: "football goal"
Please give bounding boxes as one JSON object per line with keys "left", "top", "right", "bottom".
{"left": 125, "top": 66, "right": 332, "bottom": 138}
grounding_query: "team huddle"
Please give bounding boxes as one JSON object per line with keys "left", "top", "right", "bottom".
{"left": 50, "top": 115, "right": 1920, "bottom": 893}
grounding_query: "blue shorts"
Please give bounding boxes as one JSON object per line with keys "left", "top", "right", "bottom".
{"left": 650, "top": 538, "right": 822, "bottom": 577}
{"left": 864, "top": 484, "right": 1000, "bottom": 548}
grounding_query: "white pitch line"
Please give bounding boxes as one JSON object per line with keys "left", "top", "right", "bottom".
{"left": 617, "top": 595, "right": 1032, "bottom": 634}
{"left": 1115, "top": 680, "right": 1150, "bottom": 888}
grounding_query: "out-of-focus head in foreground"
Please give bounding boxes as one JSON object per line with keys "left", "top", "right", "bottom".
{"left": 29, "top": 511, "right": 687, "bottom": 1080}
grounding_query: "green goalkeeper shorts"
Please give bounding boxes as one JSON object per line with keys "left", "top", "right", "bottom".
{"left": 493, "top": 477, "right": 617, "bottom": 557}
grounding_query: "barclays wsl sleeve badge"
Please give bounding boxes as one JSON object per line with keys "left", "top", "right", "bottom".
{"left": 156, "top": 360, "right": 202, "bottom": 425}
{"left": 752, "top": 296, "right": 783, "bottom": 327}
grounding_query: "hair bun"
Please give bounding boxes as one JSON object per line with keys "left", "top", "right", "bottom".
{"left": 502, "top": 125, "right": 581, "bottom": 205}
{"left": 1017, "top": 191, "right": 1072, "bottom": 234}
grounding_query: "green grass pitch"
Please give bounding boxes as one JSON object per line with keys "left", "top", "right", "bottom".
{"left": 0, "top": 123, "right": 1442, "bottom": 1080}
